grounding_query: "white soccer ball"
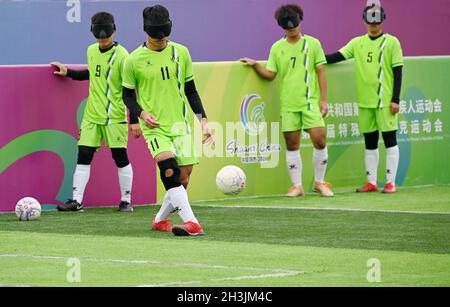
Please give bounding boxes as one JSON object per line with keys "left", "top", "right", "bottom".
{"left": 216, "top": 165, "right": 247, "bottom": 195}
{"left": 15, "top": 197, "right": 41, "bottom": 221}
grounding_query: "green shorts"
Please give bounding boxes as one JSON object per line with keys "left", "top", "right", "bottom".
{"left": 281, "top": 106, "right": 325, "bottom": 132}
{"left": 143, "top": 130, "right": 199, "bottom": 167}
{"left": 358, "top": 107, "right": 399, "bottom": 133}
{"left": 78, "top": 120, "right": 128, "bottom": 148}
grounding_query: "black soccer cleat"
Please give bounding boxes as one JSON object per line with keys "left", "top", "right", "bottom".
{"left": 118, "top": 201, "right": 133, "bottom": 213}
{"left": 57, "top": 200, "right": 83, "bottom": 212}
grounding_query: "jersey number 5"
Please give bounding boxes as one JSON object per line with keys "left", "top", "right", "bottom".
{"left": 367, "top": 52, "right": 373, "bottom": 63}
{"left": 161, "top": 66, "right": 170, "bottom": 80}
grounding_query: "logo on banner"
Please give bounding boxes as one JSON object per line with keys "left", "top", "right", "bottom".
{"left": 240, "top": 94, "right": 267, "bottom": 136}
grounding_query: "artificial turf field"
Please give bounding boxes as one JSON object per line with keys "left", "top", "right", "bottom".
{"left": 0, "top": 185, "right": 449, "bottom": 287}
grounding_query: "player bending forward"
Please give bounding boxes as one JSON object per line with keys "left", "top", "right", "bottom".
{"left": 122, "top": 5, "right": 213, "bottom": 236}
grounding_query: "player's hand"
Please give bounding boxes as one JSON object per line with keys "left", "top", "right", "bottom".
{"left": 201, "top": 118, "right": 215, "bottom": 146}
{"left": 320, "top": 100, "right": 329, "bottom": 117}
{"left": 140, "top": 111, "right": 160, "bottom": 129}
{"left": 390, "top": 102, "right": 400, "bottom": 114}
{"left": 240, "top": 58, "right": 257, "bottom": 66}
{"left": 51, "top": 61, "right": 68, "bottom": 76}
{"left": 130, "top": 123, "right": 142, "bottom": 139}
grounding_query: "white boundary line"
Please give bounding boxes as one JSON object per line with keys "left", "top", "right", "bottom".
{"left": 0, "top": 254, "right": 304, "bottom": 287}
{"left": 192, "top": 204, "right": 450, "bottom": 215}
{"left": 1, "top": 184, "right": 448, "bottom": 214}
{"left": 138, "top": 271, "right": 303, "bottom": 287}
{"left": 0, "top": 284, "right": 31, "bottom": 288}
{"left": 191, "top": 184, "right": 450, "bottom": 204}
{"left": 0, "top": 254, "right": 296, "bottom": 272}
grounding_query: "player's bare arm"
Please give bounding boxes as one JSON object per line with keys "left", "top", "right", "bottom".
{"left": 316, "top": 64, "right": 328, "bottom": 117}
{"left": 51, "top": 61, "right": 89, "bottom": 80}
{"left": 140, "top": 111, "right": 160, "bottom": 129}
{"left": 184, "top": 79, "right": 214, "bottom": 145}
{"left": 201, "top": 118, "right": 214, "bottom": 145}
{"left": 122, "top": 86, "right": 159, "bottom": 129}
{"left": 240, "top": 58, "right": 277, "bottom": 81}
{"left": 51, "top": 61, "right": 68, "bottom": 76}
{"left": 129, "top": 123, "right": 142, "bottom": 139}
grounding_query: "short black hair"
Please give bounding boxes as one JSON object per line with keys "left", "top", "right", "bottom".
{"left": 91, "top": 12, "right": 115, "bottom": 25}
{"left": 143, "top": 5, "right": 170, "bottom": 25}
{"left": 274, "top": 4, "right": 304, "bottom": 20}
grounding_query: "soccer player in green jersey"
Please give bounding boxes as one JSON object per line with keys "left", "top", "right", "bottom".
{"left": 326, "top": 1, "right": 403, "bottom": 193}
{"left": 52, "top": 12, "right": 141, "bottom": 212}
{"left": 122, "top": 5, "right": 213, "bottom": 236}
{"left": 241, "top": 4, "right": 334, "bottom": 197}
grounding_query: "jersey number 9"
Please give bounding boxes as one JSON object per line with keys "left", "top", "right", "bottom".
{"left": 95, "top": 65, "right": 101, "bottom": 77}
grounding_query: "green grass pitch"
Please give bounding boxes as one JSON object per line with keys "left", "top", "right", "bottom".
{"left": 0, "top": 185, "right": 449, "bottom": 287}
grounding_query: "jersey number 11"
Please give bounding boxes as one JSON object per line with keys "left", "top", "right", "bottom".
{"left": 161, "top": 66, "right": 170, "bottom": 80}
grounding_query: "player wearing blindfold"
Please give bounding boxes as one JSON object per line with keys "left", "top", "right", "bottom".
{"left": 51, "top": 12, "right": 139, "bottom": 213}
{"left": 326, "top": 1, "right": 404, "bottom": 194}
{"left": 122, "top": 5, "right": 213, "bottom": 236}
{"left": 241, "top": 4, "right": 334, "bottom": 198}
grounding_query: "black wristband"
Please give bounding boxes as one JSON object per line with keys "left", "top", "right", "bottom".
{"left": 67, "top": 69, "right": 89, "bottom": 81}
{"left": 392, "top": 66, "right": 403, "bottom": 103}
{"left": 185, "top": 80, "right": 207, "bottom": 119}
{"left": 122, "top": 87, "right": 143, "bottom": 123}
{"left": 326, "top": 52, "right": 345, "bottom": 64}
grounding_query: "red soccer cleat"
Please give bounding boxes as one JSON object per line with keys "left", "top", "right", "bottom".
{"left": 152, "top": 214, "right": 173, "bottom": 232}
{"left": 172, "top": 221, "right": 205, "bottom": 236}
{"left": 382, "top": 182, "right": 397, "bottom": 193}
{"left": 356, "top": 182, "right": 379, "bottom": 193}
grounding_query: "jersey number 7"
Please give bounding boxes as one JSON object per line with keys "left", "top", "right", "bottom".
{"left": 290, "top": 57, "right": 296, "bottom": 68}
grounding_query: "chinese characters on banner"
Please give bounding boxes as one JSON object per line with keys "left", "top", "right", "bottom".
{"left": 316, "top": 99, "right": 444, "bottom": 145}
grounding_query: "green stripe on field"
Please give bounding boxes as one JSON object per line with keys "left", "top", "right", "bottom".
{"left": 0, "top": 231, "right": 449, "bottom": 287}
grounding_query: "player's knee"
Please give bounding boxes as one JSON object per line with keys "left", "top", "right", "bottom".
{"left": 180, "top": 175, "right": 190, "bottom": 189}
{"left": 382, "top": 131, "right": 398, "bottom": 148}
{"left": 111, "top": 148, "right": 130, "bottom": 168}
{"left": 164, "top": 168, "right": 174, "bottom": 177}
{"left": 364, "top": 131, "right": 379, "bottom": 150}
{"left": 313, "top": 139, "right": 327, "bottom": 150}
{"left": 285, "top": 139, "right": 300, "bottom": 151}
{"left": 158, "top": 158, "right": 182, "bottom": 190}
{"left": 283, "top": 132, "right": 300, "bottom": 150}
{"left": 77, "top": 146, "right": 96, "bottom": 165}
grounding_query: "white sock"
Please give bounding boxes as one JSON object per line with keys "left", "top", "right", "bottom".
{"left": 72, "top": 164, "right": 91, "bottom": 203}
{"left": 365, "top": 149, "right": 379, "bottom": 185}
{"left": 118, "top": 164, "right": 133, "bottom": 203}
{"left": 155, "top": 193, "right": 174, "bottom": 222}
{"left": 386, "top": 145, "right": 399, "bottom": 185}
{"left": 313, "top": 147, "right": 328, "bottom": 183}
{"left": 286, "top": 150, "right": 302, "bottom": 187}
{"left": 168, "top": 185, "right": 198, "bottom": 224}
